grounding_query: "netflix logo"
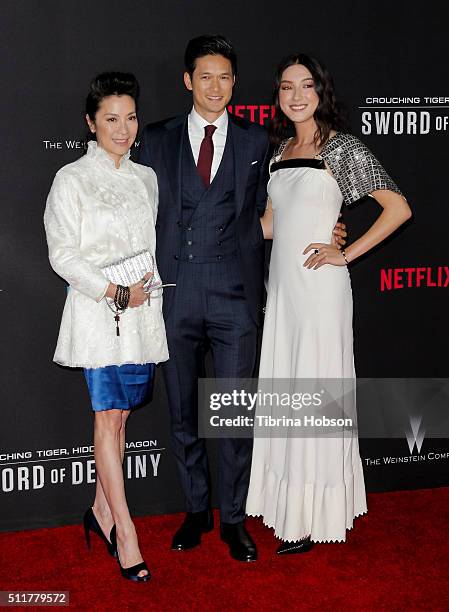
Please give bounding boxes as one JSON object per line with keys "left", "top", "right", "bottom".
{"left": 380, "top": 266, "right": 449, "bottom": 291}
{"left": 228, "top": 104, "right": 275, "bottom": 126}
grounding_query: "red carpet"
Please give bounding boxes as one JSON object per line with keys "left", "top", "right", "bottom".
{"left": 1, "top": 488, "right": 449, "bottom": 611}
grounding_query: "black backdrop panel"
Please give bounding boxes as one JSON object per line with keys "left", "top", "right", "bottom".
{"left": 1, "top": 0, "right": 449, "bottom": 531}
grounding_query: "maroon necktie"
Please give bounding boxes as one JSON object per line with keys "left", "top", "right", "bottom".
{"left": 197, "top": 124, "right": 217, "bottom": 187}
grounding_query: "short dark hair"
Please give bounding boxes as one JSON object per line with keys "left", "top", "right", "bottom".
{"left": 184, "top": 34, "right": 237, "bottom": 76}
{"left": 85, "top": 71, "right": 139, "bottom": 122}
{"left": 270, "top": 53, "right": 348, "bottom": 146}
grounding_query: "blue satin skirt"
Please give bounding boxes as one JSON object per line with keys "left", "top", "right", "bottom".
{"left": 83, "top": 363, "right": 155, "bottom": 411}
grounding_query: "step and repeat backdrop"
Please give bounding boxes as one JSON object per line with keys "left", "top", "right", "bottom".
{"left": 1, "top": 0, "right": 448, "bottom": 531}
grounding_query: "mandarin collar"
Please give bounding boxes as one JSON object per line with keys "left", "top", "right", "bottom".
{"left": 86, "top": 140, "right": 131, "bottom": 171}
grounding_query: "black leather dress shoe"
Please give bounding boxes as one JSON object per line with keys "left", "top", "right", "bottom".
{"left": 171, "top": 510, "right": 214, "bottom": 550}
{"left": 276, "top": 536, "right": 314, "bottom": 555}
{"left": 220, "top": 522, "right": 257, "bottom": 562}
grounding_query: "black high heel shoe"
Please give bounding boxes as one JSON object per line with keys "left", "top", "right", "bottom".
{"left": 110, "top": 526, "right": 151, "bottom": 583}
{"left": 83, "top": 508, "right": 117, "bottom": 558}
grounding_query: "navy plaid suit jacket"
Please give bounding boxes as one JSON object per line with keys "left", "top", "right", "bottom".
{"left": 138, "top": 112, "right": 271, "bottom": 325}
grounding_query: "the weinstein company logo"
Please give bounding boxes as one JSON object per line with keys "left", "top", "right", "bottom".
{"left": 405, "top": 415, "right": 425, "bottom": 454}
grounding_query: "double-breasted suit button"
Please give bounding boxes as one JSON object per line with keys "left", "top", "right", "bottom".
{"left": 174, "top": 255, "right": 180, "bottom": 260}
{"left": 188, "top": 254, "right": 194, "bottom": 260}
{"left": 187, "top": 226, "right": 192, "bottom": 231}
{"left": 187, "top": 240, "right": 193, "bottom": 246}
{"left": 217, "top": 255, "right": 222, "bottom": 261}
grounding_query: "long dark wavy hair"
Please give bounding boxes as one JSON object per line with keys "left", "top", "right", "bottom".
{"left": 270, "top": 53, "right": 348, "bottom": 146}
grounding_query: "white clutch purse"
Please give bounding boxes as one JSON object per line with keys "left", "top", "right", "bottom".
{"left": 101, "top": 250, "right": 174, "bottom": 297}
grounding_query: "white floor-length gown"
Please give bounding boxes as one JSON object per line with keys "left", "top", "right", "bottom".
{"left": 246, "top": 151, "right": 367, "bottom": 543}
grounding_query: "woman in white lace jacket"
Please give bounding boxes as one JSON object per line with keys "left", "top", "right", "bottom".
{"left": 44, "top": 72, "right": 168, "bottom": 582}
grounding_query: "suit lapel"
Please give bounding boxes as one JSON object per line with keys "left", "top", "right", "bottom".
{"left": 229, "top": 116, "right": 253, "bottom": 218}
{"left": 162, "top": 115, "right": 187, "bottom": 215}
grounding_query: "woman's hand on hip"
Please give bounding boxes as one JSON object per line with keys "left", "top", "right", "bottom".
{"left": 303, "top": 243, "right": 347, "bottom": 269}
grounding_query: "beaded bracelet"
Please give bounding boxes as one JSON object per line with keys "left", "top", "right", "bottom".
{"left": 115, "top": 285, "right": 130, "bottom": 311}
{"left": 108, "top": 284, "right": 130, "bottom": 337}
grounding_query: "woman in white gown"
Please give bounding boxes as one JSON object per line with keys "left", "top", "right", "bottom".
{"left": 246, "top": 54, "right": 411, "bottom": 553}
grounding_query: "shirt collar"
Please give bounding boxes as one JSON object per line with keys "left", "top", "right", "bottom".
{"left": 189, "top": 106, "right": 228, "bottom": 136}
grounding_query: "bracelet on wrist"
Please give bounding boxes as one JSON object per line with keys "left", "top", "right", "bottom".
{"left": 110, "top": 284, "right": 130, "bottom": 337}
{"left": 341, "top": 250, "right": 349, "bottom": 265}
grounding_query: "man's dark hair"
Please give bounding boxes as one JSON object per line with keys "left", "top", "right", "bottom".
{"left": 184, "top": 34, "right": 237, "bottom": 76}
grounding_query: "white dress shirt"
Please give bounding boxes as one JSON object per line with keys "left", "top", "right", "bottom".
{"left": 188, "top": 106, "right": 228, "bottom": 182}
{"left": 44, "top": 141, "right": 169, "bottom": 369}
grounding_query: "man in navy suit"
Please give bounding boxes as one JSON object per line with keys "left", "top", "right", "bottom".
{"left": 139, "top": 35, "right": 268, "bottom": 562}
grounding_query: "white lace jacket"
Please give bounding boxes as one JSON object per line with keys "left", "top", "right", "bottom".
{"left": 44, "top": 141, "right": 169, "bottom": 368}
